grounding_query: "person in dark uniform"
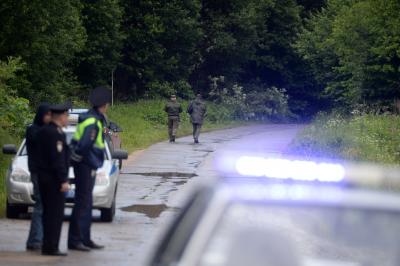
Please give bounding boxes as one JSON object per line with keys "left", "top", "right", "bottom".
{"left": 37, "top": 102, "right": 71, "bottom": 256}
{"left": 68, "top": 86, "right": 111, "bottom": 251}
{"left": 164, "top": 95, "right": 182, "bottom": 142}
{"left": 26, "top": 103, "right": 52, "bottom": 251}
{"left": 187, "top": 94, "right": 207, "bottom": 144}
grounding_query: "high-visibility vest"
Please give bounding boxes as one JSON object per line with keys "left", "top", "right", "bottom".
{"left": 73, "top": 117, "right": 105, "bottom": 149}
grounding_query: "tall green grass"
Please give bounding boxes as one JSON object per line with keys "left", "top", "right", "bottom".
{"left": 108, "top": 99, "right": 241, "bottom": 152}
{"left": 290, "top": 113, "right": 400, "bottom": 163}
{"left": 0, "top": 128, "right": 17, "bottom": 217}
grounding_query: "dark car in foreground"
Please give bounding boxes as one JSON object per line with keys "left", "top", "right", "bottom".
{"left": 149, "top": 157, "right": 400, "bottom": 266}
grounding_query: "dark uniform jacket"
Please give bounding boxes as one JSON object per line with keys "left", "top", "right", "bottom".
{"left": 37, "top": 122, "right": 70, "bottom": 185}
{"left": 188, "top": 99, "right": 207, "bottom": 124}
{"left": 71, "top": 108, "right": 105, "bottom": 169}
{"left": 26, "top": 105, "right": 49, "bottom": 173}
{"left": 164, "top": 101, "right": 183, "bottom": 118}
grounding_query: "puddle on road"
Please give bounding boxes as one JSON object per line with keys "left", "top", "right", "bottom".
{"left": 120, "top": 204, "right": 179, "bottom": 218}
{"left": 122, "top": 172, "right": 197, "bottom": 179}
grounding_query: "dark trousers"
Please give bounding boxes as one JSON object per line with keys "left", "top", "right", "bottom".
{"left": 168, "top": 117, "right": 179, "bottom": 140}
{"left": 192, "top": 123, "right": 202, "bottom": 140}
{"left": 38, "top": 176, "right": 65, "bottom": 253}
{"left": 68, "top": 163, "right": 95, "bottom": 246}
{"left": 26, "top": 172, "right": 43, "bottom": 247}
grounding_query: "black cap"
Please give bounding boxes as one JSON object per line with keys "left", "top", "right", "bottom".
{"left": 89, "top": 86, "right": 112, "bottom": 107}
{"left": 50, "top": 101, "right": 72, "bottom": 114}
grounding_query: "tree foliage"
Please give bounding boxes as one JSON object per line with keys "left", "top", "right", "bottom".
{"left": 0, "top": 57, "right": 32, "bottom": 136}
{"left": 296, "top": 0, "right": 400, "bottom": 109}
{"left": 1, "top": 0, "right": 398, "bottom": 120}
{"left": 76, "top": 0, "right": 125, "bottom": 92}
{"left": 0, "top": 0, "right": 86, "bottom": 104}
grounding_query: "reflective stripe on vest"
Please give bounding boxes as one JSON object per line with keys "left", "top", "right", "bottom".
{"left": 73, "top": 117, "right": 105, "bottom": 149}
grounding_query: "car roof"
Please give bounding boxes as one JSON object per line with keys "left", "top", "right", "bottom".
{"left": 213, "top": 179, "right": 400, "bottom": 212}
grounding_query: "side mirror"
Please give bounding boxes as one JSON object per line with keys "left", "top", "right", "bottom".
{"left": 109, "top": 121, "right": 123, "bottom": 132}
{"left": 3, "top": 144, "right": 17, "bottom": 155}
{"left": 112, "top": 149, "right": 128, "bottom": 160}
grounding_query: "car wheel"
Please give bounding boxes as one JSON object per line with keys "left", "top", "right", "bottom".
{"left": 100, "top": 191, "right": 116, "bottom": 222}
{"left": 6, "top": 200, "right": 27, "bottom": 219}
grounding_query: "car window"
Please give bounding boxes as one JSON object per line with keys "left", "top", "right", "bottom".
{"left": 198, "top": 203, "right": 400, "bottom": 266}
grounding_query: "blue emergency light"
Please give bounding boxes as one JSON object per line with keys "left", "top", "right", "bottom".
{"left": 235, "top": 156, "right": 346, "bottom": 182}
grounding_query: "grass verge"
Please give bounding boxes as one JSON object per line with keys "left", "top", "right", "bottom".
{"left": 289, "top": 113, "right": 400, "bottom": 164}
{"left": 0, "top": 128, "right": 17, "bottom": 217}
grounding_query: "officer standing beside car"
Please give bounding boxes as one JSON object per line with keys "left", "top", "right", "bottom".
{"left": 187, "top": 94, "right": 207, "bottom": 144}
{"left": 164, "top": 94, "right": 182, "bottom": 143}
{"left": 37, "top": 102, "right": 71, "bottom": 256}
{"left": 26, "top": 103, "right": 52, "bottom": 251}
{"left": 68, "top": 86, "right": 111, "bottom": 251}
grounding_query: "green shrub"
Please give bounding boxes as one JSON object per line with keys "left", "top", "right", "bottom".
{"left": 0, "top": 57, "right": 33, "bottom": 137}
{"left": 145, "top": 80, "right": 195, "bottom": 99}
{"left": 208, "top": 77, "right": 292, "bottom": 121}
{"left": 0, "top": 128, "right": 18, "bottom": 216}
{"left": 290, "top": 113, "right": 400, "bottom": 163}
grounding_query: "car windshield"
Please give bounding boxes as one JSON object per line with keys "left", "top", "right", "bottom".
{"left": 199, "top": 203, "right": 400, "bottom": 266}
{"left": 20, "top": 131, "right": 74, "bottom": 156}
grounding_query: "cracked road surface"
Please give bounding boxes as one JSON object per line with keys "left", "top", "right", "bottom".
{"left": 0, "top": 124, "right": 302, "bottom": 266}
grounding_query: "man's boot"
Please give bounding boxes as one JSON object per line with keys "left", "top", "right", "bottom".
{"left": 172, "top": 136, "right": 176, "bottom": 142}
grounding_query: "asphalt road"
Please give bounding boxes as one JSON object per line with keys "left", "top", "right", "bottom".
{"left": 0, "top": 124, "right": 303, "bottom": 266}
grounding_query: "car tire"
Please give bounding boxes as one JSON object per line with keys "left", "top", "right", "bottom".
{"left": 6, "top": 201, "right": 27, "bottom": 219}
{"left": 100, "top": 190, "right": 116, "bottom": 222}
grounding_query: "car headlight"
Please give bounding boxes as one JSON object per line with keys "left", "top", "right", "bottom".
{"left": 11, "top": 168, "right": 31, "bottom": 183}
{"left": 95, "top": 171, "right": 109, "bottom": 186}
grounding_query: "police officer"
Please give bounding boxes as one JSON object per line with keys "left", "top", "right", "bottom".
{"left": 187, "top": 94, "right": 207, "bottom": 144}
{"left": 164, "top": 94, "right": 182, "bottom": 142}
{"left": 68, "top": 86, "right": 111, "bottom": 251}
{"left": 26, "top": 103, "right": 51, "bottom": 251}
{"left": 37, "top": 102, "right": 71, "bottom": 256}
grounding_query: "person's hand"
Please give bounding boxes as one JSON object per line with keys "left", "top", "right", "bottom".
{"left": 60, "top": 182, "right": 70, "bottom": 192}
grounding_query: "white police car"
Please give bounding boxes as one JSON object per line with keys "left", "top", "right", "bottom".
{"left": 149, "top": 156, "right": 400, "bottom": 266}
{"left": 2, "top": 109, "right": 128, "bottom": 222}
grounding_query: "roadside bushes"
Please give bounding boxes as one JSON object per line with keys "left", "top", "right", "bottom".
{"left": 208, "top": 77, "right": 293, "bottom": 121}
{"left": 0, "top": 57, "right": 32, "bottom": 137}
{"left": 290, "top": 113, "right": 400, "bottom": 163}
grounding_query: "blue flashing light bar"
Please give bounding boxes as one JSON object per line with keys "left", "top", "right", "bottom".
{"left": 235, "top": 156, "right": 345, "bottom": 182}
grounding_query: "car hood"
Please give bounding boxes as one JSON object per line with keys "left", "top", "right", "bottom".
{"left": 12, "top": 155, "right": 114, "bottom": 178}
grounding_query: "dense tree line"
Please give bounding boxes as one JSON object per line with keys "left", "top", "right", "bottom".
{"left": 1, "top": 0, "right": 398, "bottom": 118}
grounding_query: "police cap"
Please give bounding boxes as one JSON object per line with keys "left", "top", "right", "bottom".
{"left": 89, "top": 86, "right": 112, "bottom": 107}
{"left": 50, "top": 101, "right": 72, "bottom": 114}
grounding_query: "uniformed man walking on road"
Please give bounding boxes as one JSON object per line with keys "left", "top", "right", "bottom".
{"left": 26, "top": 103, "right": 51, "bottom": 251}
{"left": 68, "top": 86, "right": 111, "bottom": 251}
{"left": 188, "top": 94, "right": 207, "bottom": 144}
{"left": 37, "top": 102, "right": 71, "bottom": 256}
{"left": 164, "top": 94, "right": 182, "bottom": 142}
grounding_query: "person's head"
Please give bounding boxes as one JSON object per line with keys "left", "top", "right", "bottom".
{"left": 50, "top": 102, "right": 72, "bottom": 127}
{"left": 90, "top": 86, "right": 112, "bottom": 114}
{"left": 33, "top": 103, "right": 51, "bottom": 126}
{"left": 52, "top": 111, "right": 69, "bottom": 127}
{"left": 43, "top": 111, "right": 52, "bottom": 124}
{"left": 96, "top": 103, "right": 110, "bottom": 115}
{"left": 196, "top": 94, "right": 202, "bottom": 100}
{"left": 170, "top": 95, "right": 177, "bottom": 102}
